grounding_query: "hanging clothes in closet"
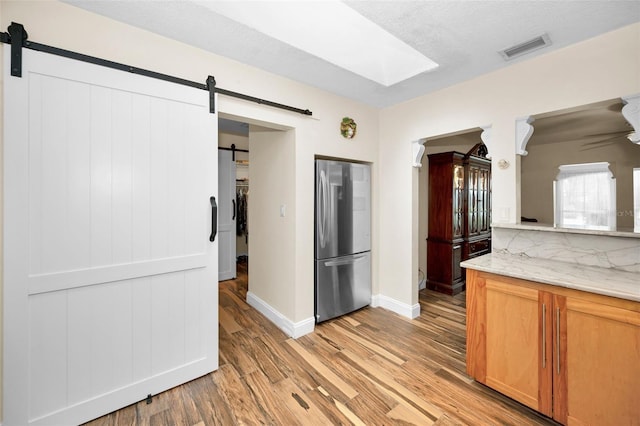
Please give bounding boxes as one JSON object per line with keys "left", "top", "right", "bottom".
{"left": 236, "top": 182, "right": 249, "bottom": 242}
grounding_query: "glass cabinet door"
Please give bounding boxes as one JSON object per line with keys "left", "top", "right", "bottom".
{"left": 466, "top": 165, "right": 490, "bottom": 236}
{"left": 453, "top": 164, "right": 465, "bottom": 238}
{"left": 477, "top": 168, "right": 491, "bottom": 233}
{"left": 467, "top": 166, "right": 479, "bottom": 235}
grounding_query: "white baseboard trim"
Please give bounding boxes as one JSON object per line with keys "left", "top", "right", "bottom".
{"left": 246, "top": 291, "right": 315, "bottom": 338}
{"left": 371, "top": 294, "right": 421, "bottom": 319}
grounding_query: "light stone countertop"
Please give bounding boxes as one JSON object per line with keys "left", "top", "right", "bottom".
{"left": 461, "top": 252, "right": 640, "bottom": 303}
{"left": 491, "top": 222, "right": 640, "bottom": 239}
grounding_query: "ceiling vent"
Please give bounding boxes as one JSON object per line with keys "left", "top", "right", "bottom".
{"left": 499, "top": 34, "right": 552, "bottom": 61}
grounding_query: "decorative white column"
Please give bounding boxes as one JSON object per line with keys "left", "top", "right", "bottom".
{"left": 480, "top": 125, "right": 493, "bottom": 158}
{"left": 622, "top": 94, "right": 640, "bottom": 144}
{"left": 412, "top": 139, "right": 426, "bottom": 168}
{"left": 515, "top": 116, "right": 535, "bottom": 155}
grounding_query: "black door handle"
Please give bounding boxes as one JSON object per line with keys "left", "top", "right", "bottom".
{"left": 232, "top": 199, "right": 236, "bottom": 220}
{"left": 210, "top": 196, "right": 217, "bottom": 242}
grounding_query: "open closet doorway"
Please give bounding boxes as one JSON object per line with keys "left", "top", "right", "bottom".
{"left": 217, "top": 113, "right": 299, "bottom": 336}
{"left": 218, "top": 118, "right": 250, "bottom": 281}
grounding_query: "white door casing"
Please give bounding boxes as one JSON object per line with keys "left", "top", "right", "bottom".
{"left": 3, "top": 49, "right": 219, "bottom": 425}
{"left": 218, "top": 149, "right": 237, "bottom": 280}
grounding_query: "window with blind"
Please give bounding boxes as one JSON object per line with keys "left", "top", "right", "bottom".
{"left": 554, "top": 162, "right": 616, "bottom": 230}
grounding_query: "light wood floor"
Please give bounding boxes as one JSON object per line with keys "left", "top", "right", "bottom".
{"left": 85, "top": 261, "right": 557, "bottom": 425}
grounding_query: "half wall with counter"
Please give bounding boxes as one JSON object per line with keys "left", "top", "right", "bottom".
{"left": 462, "top": 224, "right": 640, "bottom": 425}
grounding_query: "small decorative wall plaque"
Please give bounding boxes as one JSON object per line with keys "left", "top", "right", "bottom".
{"left": 340, "top": 117, "right": 357, "bottom": 139}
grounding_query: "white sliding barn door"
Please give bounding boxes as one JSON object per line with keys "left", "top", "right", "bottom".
{"left": 3, "top": 49, "right": 218, "bottom": 425}
{"left": 218, "top": 149, "right": 237, "bottom": 280}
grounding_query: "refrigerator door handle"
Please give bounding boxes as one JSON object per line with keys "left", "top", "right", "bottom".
{"left": 323, "top": 253, "right": 367, "bottom": 267}
{"left": 318, "top": 169, "right": 329, "bottom": 248}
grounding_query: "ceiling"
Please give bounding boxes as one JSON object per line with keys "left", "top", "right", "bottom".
{"left": 425, "top": 98, "right": 636, "bottom": 151}
{"left": 530, "top": 99, "right": 634, "bottom": 149}
{"left": 63, "top": 0, "right": 640, "bottom": 109}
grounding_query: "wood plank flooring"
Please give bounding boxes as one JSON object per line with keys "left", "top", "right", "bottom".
{"left": 85, "top": 261, "right": 557, "bottom": 425}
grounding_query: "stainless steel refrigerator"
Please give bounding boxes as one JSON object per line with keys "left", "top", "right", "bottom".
{"left": 315, "top": 159, "right": 371, "bottom": 323}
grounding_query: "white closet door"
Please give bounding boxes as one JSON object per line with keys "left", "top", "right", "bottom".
{"left": 218, "top": 149, "right": 237, "bottom": 280}
{"left": 3, "top": 49, "right": 218, "bottom": 425}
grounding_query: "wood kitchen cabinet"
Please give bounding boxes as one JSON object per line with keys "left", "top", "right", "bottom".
{"left": 466, "top": 269, "right": 640, "bottom": 425}
{"left": 426, "top": 144, "right": 490, "bottom": 295}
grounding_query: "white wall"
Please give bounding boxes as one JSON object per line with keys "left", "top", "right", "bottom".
{"left": 379, "top": 22, "right": 640, "bottom": 308}
{"left": 248, "top": 128, "right": 297, "bottom": 320}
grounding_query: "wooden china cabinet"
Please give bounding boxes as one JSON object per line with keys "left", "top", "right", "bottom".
{"left": 426, "top": 143, "right": 491, "bottom": 295}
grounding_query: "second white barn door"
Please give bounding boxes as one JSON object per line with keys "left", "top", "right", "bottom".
{"left": 3, "top": 48, "right": 219, "bottom": 425}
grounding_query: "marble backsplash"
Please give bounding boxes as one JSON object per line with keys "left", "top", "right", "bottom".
{"left": 492, "top": 225, "right": 640, "bottom": 273}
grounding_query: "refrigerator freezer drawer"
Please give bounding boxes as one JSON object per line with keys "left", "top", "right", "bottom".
{"left": 315, "top": 252, "right": 371, "bottom": 323}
